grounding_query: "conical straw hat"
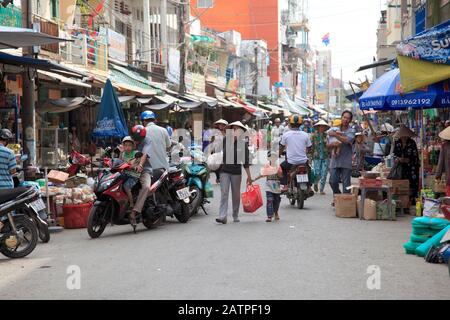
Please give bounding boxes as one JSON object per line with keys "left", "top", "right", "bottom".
{"left": 394, "top": 125, "right": 416, "bottom": 138}
{"left": 439, "top": 126, "right": 450, "bottom": 140}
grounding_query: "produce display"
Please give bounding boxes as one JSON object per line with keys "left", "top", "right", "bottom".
{"left": 41, "top": 185, "right": 96, "bottom": 205}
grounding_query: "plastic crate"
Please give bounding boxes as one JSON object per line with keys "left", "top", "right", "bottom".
{"left": 62, "top": 202, "right": 93, "bottom": 229}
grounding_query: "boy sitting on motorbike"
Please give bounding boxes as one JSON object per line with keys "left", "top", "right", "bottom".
{"left": 120, "top": 136, "right": 139, "bottom": 209}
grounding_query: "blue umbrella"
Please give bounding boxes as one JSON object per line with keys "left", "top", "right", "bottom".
{"left": 92, "top": 79, "right": 129, "bottom": 138}
{"left": 436, "top": 79, "right": 450, "bottom": 107}
{"left": 359, "top": 68, "right": 438, "bottom": 111}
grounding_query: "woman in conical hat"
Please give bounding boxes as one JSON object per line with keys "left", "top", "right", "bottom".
{"left": 436, "top": 126, "right": 450, "bottom": 196}
{"left": 393, "top": 125, "right": 420, "bottom": 204}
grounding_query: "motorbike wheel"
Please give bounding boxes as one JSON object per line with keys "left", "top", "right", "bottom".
{"left": 87, "top": 202, "right": 110, "bottom": 239}
{"left": 297, "top": 190, "right": 305, "bottom": 209}
{"left": 175, "top": 203, "right": 191, "bottom": 223}
{"left": 0, "top": 216, "right": 38, "bottom": 259}
{"left": 142, "top": 214, "right": 163, "bottom": 230}
{"left": 189, "top": 186, "right": 203, "bottom": 216}
{"left": 38, "top": 224, "right": 51, "bottom": 243}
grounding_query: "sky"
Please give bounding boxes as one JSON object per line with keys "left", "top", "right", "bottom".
{"left": 287, "top": 0, "right": 385, "bottom": 84}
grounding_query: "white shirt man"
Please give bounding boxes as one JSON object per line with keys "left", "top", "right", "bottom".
{"left": 280, "top": 129, "right": 312, "bottom": 165}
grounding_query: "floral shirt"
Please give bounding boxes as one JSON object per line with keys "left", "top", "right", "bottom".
{"left": 311, "top": 132, "right": 329, "bottom": 160}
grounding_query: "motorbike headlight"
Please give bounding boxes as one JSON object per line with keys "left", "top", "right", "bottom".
{"left": 97, "top": 179, "right": 115, "bottom": 193}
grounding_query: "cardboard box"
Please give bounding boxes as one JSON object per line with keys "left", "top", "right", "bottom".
{"left": 364, "top": 199, "right": 377, "bottom": 220}
{"left": 47, "top": 170, "right": 69, "bottom": 184}
{"left": 433, "top": 179, "right": 447, "bottom": 193}
{"left": 382, "top": 179, "right": 409, "bottom": 190}
{"left": 335, "top": 194, "right": 357, "bottom": 218}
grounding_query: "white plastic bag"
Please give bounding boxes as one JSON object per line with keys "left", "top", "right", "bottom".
{"left": 423, "top": 198, "right": 441, "bottom": 217}
{"left": 207, "top": 152, "right": 223, "bottom": 172}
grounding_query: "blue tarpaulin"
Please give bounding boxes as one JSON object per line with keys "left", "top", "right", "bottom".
{"left": 397, "top": 19, "right": 450, "bottom": 65}
{"left": 92, "top": 79, "right": 129, "bottom": 138}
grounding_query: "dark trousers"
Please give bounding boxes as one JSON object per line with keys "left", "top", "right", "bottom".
{"left": 280, "top": 161, "right": 294, "bottom": 185}
{"left": 329, "top": 167, "right": 352, "bottom": 194}
{"left": 266, "top": 192, "right": 281, "bottom": 217}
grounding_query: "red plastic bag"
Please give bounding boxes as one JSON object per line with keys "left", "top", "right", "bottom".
{"left": 242, "top": 184, "right": 263, "bottom": 213}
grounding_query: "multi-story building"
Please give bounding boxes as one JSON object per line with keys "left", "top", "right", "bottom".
{"left": 374, "top": 10, "right": 397, "bottom": 79}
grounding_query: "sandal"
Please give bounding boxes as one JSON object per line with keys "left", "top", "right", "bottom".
{"left": 266, "top": 218, "right": 273, "bottom": 222}
{"left": 275, "top": 213, "right": 280, "bottom": 221}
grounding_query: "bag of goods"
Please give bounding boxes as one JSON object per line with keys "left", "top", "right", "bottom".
{"left": 415, "top": 225, "right": 450, "bottom": 257}
{"left": 376, "top": 199, "right": 396, "bottom": 220}
{"left": 403, "top": 241, "right": 422, "bottom": 255}
{"left": 423, "top": 198, "right": 441, "bottom": 217}
{"left": 242, "top": 184, "right": 263, "bottom": 213}
{"left": 412, "top": 217, "right": 450, "bottom": 231}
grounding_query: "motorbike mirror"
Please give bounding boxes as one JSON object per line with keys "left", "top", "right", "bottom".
{"left": 135, "top": 152, "right": 144, "bottom": 159}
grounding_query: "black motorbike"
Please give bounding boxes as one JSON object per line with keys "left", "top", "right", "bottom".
{"left": 13, "top": 170, "right": 50, "bottom": 243}
{"left": 0, "top": 187, "right": 40, "bottom": 259}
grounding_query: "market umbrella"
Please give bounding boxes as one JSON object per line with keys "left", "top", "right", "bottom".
{"left": 0, "top": 26, "right": 72, "bottom": 49}
{"left": 92, "top": 79, "right": 129, "bottom": 138}
{"left": 397, "top": 20, "right": 450, "bottom": 92}
{"left": 359, "top": 68, "right": 437, "bottom": 111}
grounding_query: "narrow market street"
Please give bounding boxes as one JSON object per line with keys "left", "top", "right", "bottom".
{"left": 1, "top": 163, "right": 448, "bottom": 300}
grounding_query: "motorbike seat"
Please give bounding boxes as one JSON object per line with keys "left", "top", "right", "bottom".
{"left": 0, "top": 187, "right": 30, "bottom": 204}
{"left": 169, "top": 167, "right": 181, "bottom": 174}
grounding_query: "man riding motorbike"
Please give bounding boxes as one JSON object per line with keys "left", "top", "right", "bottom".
{"left": 0, "top": 129, "right": 17, "bottom": 231}
{"left": 279, "top": 115, "right": 313, "bottom": 195}
{"left": 130, "top": 111, "right": 171, "bottom": 227}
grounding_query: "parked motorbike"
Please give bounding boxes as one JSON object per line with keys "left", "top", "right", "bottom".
{"left": 68, "top": 150, "right": 91, "bottom": 176}
{"left": 0, "top": 187, "right": 40, "bottom": 258}
{"left": 286, "top": 163, "right": 314, "bottom": 209}
{"left": 13, "top": 157, "right": 50, "bottom": 243}
{"left": 181, "top": 146, "right": 210, "bottom": 216}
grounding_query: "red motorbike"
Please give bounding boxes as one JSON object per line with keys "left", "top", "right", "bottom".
{"left": 87, "top": 152, "right": 195, "bottom": 238}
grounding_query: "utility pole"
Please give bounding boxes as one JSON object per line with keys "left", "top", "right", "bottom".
{"left": 21, "top": 0, "right": 36, "bottom": 168}
{"left": 178, "top": 1, "right": 187, "bottom": 95}
{"left": 253, "top": 42, "right": 259, "bottom": 105}
{"left": 161, "top": 0, "right": 168, "bottom": 73}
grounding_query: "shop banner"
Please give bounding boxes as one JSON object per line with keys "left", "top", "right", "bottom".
{"left": 397, "top": 20, "right": 450, "bottom": 65}
{"left": 92, "top": 79, "right": 128, "bottom": 138}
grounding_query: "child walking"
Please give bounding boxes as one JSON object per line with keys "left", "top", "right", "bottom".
{"left": 252, "top": 154, "right": 282, "bottom": 222}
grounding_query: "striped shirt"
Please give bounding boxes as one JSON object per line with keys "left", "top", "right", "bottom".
{"left": 0, "top": 144, "right": 16, "bottom": 189}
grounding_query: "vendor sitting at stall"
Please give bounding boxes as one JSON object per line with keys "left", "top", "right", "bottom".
{"left": 436, "top": 126, "right": 450, "bottom": 196}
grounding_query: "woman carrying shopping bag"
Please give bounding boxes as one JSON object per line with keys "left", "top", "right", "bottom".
{"left": 216, "top": 121, "right": 253, "bottom": 224}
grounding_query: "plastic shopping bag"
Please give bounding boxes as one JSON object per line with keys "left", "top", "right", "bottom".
{"left": 242, "top": 184, "right": 263, "bottom": 213}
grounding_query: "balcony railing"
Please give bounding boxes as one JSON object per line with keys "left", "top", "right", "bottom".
{"left": 33, "top": 15, "right": 59, "bottom": 54}
{"left": 0, "top": 4, "right": 22, "bottom": 27}
{"left": 60, "top": 33, "right": 108, "bottom": 72}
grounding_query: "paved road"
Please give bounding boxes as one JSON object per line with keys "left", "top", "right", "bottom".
{"left": 0, "top": 164, "right": 449, "bottom": 300}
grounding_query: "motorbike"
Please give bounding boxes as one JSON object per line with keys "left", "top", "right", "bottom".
{"left": 68, "top": 150, "right": 91, "bottom": 176}
{"left": 286, "top": 163, "right": 314, "bottom": 209}
{"left": 181, "top": 146, "right": 210, "bottom": 216}
{"left": 87, "top": 152, "right": 196, "bottom": 238}
{"left": 0, "top": 186, "right": 40, "bottom": 258}
{"left": 13, "top": 156, "right": 50, "bottom": 243}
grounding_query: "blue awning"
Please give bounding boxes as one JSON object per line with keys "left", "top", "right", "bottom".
{"left": 0, "top": 52, "right": 85, "bottom": 77}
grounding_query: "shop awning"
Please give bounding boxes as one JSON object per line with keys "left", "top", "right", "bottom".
{"left": 144, "top": 103, "right": 173, "bottom": 111}
{"left": 182, "top": 92, "right": 218, "bottom": 107}
{"left": 37, "top": 97, "right": 88, "bottom": 113}
{"left": 0, "top": 52, "right": 85, "bottom": 77}
{"left": 109, "top": 64, "right": 157, "bottom": 96}
{"left": 37, "top": 70, "right": 91, "bottom": 88}
{"left": 118, "top": 96, "right": 136, "bottom": 103}
{"left": 154, "top": 94, "right": 184, "bottom": 104}
{"left": 136, "top": 97, "right": 153, "bottom": 104}
{"left": 397, "top": 20, "right": 450, "bottom": 92}
{"left": 357, "top": 59, "right": 395, "bottom": 72}
{"left": 0, "top": 26, "right": 72, "bottom": 50}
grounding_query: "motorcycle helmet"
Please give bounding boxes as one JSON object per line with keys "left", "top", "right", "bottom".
{"left": 289, "top": 115, "right": 303, "bottom": 126}
{"left": 140, "top": 111, "right": 156, "bottom": 121}
{"left": 131, "top": 125, "right": 147, "bottom": 142}
{"left": 0, "top": 128, "right": 13, "bottom": 141}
